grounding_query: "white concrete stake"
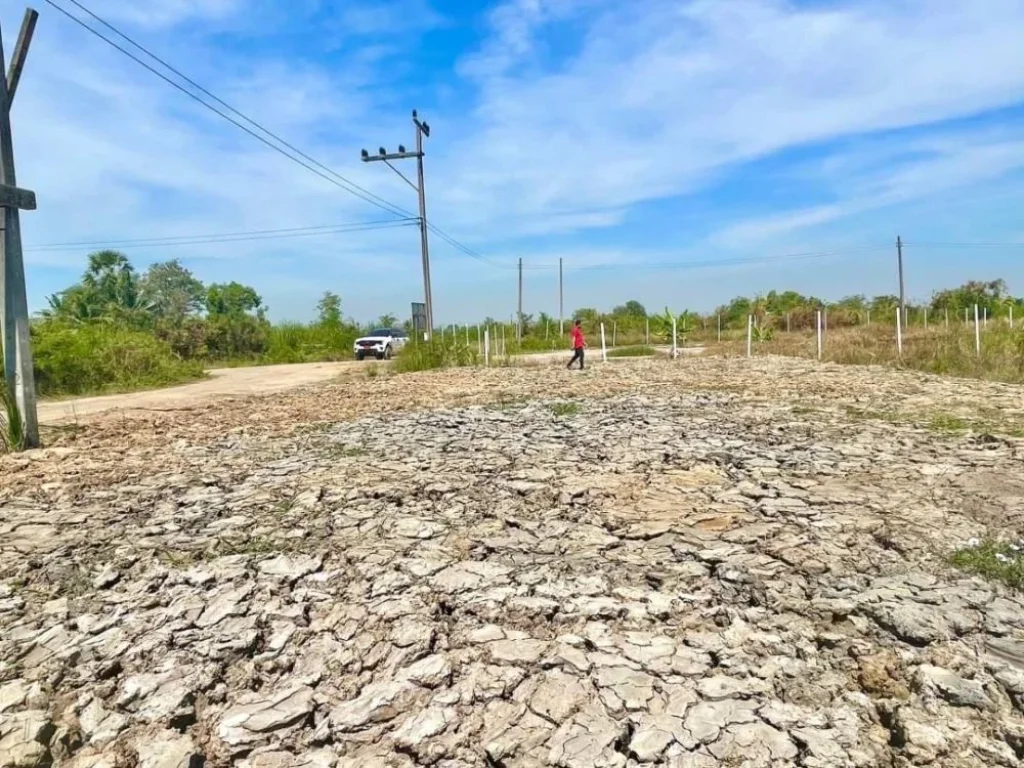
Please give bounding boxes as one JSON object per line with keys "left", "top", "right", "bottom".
{"left": 672, "top": 315, "right": 678, "bottom": 357}
{"left": 1012, "top": 305, "right": 1015, "bottom": 329}
{"left": 600, "top": 322, "right": 607, "bottom": 362}
{"left": 484, "top": 329, "right": 490, "bottom": 366}
{"left": 867, "top": 309, "right": 870, "bottom": 326}
{"left": 645, "top": 318, "right": 649, "bottom": 346}
{"left": 965, "top": 307, "right": 969, "bottom": 327}
{"left": 924, "top": 307, "right": 928, "bottom": 329}
{"left": 717, "top": 313, "right": 722, "bottom": 342}
{"left": 974, "top": 304, "right": 981, "bottom": 355}
{"left": 815, "top": 311, "right": 822, "bottom": 360}
{"left": 984, "top": 307, "right": 988, "bottom": 329}
{"left": 465, "top": 325, "right": 469, "bottom": 346}
{"left": 612, "top": 321, "right": 617, "bottom": 348}
{"left": 746, "top": 315, "right": 753, "bottom": 358}
{"left": 477, "top": 325, "right": 482, "bottom": 355}
{"left": 896, "top": 306, "right": 903, "bottom": 356}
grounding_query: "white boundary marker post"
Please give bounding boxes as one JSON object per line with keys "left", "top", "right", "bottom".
{"left": 974, "top": 304, "right": 981, "bottom": 355}
{"left": 964, "top": 307, "right": 969, "bottom": 327}
{"left": 984, "top": 307, "right": 988, "bottom": 329}
{"left": 645, "top": 318, "right": 649, "bottom": 346}
{"left": 816, "top": 310, "right": 822, "bottom": 360}
{"left": 896, "top": 306, "right": 903, "bottom": 356}
{"left": 501, "top": 325, "right": 506, "bottom": 356}
{"left": 465, "top": 325, "right": 469, "bottom": 347}
{"left": 746, "top": 315, "right": 753, "bottom": 358}
{"left": 866, "top": 309, "right": 870, "bottom": 326}
{"left": 612, "top": 321, "right": 617, "bottom": 348}
{"left": 1012, "top": 305, "right": 1015, "bottom": 330}
{"left": 944, "top": 308, "right": 948, "bottom": 328}
{"left": 484, "top": 328, "right": 490, "bottom": 366}
{"left": 672, "top": 315, "right": 678, "bottom": 357}
{"left": 717, "top": 313, "right": 722, "bottom": 342}
{"left": 924, "top": 307, "right": 928, "bottom": 329}
{"left": 477, "top": 325, "right": 482, "bottom": 355}
{"left": 600, "top": 322, "right": 607, "bottom": 362}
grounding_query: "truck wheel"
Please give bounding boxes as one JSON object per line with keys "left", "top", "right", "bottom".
{"left": 356, "top": 351, "right": 365, "bottom": 361}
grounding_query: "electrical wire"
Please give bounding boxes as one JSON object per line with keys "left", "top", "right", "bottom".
{"left": 43, "top": 0, "right": 411, "bottom": 219}
{"left": 26, "top": 219, "right": 418, "bottom": 252}
{"left": 902, "top": 241, "right": 1024, "bottom": 249}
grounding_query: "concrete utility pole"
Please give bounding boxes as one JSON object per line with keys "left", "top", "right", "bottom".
{"left": 0, "top": 8, "right": 40, "bottom": 449}
{"left": 517, "top": 257, "right": 523, "bottom": 342}
{"left": 896, "top": 235, "right": 906, "bottom": 329}
{"left": 558, "top": 257, "right": 564, "bottom": 335}
{"left": 361, "top": 110, "right": 434, "bottom": 337}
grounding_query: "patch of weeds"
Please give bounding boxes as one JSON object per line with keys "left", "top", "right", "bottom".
{"left": 843, "top": 406, "right": 906, "bottom": 426}
{"left": 493, "top": 392, "right": 530, "bottom": 411}
{"left": 159, "top": 550, "right": 198, "bottom": 568}
{"left": 214, "top": 535, "right": 283, "bottom": 557}
{"left": 607, "top": 345, "right": 656, "bottom": 358}
{"left": 948, "top": 537, "right": 1024, "bottom": 591}
{"left": 366, "top": 364, "right": 380, "bottom": 379}
{"left": 927, "top": 412, "right": 970, "bottom": 434}
{"left": 329, "top": 444, "right": 368, "bottom": 458}
{"left": 789, "top": 404, "right": 823, "bottom": 416}
{"left": 549, "top": 401, "right": 582, "bottom": 417}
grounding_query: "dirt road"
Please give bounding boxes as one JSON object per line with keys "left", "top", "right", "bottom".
{"left": 37, "top": 347, "right": 700, "bottom": 424}
{"left": 38, "top": 361, "right": 356, "bottom": 423}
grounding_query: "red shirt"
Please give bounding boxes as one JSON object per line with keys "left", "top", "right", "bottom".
{"left": 571, "top": 326, "right": 585, "bottom": 349}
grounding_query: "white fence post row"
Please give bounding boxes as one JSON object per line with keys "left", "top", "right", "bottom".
{"left": 896, "top": 306, "right": 903, "bottom": 356}
{"left": 746, "top": 315, "right": 753, "bottom": 358}
{"left": 672, "top": 316, "right": 678, "bottom": 358}
{"left": 484, "top": 329, "right": 490, "bottom": 366}
{"left": 600, "top": 323, "right": 608, "bottom": 362}
{"left": 974, "top": 304, "right": 981, "bottom": 356}
{"left": 816, "top": 311, "right": 822, "bottom": 360}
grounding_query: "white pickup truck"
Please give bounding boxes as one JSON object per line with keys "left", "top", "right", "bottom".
{"left": 353, "top": 328, "right": 409, "bottom": 360}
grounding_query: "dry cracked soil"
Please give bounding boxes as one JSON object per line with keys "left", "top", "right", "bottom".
{"left": 3, "top": 356, "right": 1024, "bottom": 768}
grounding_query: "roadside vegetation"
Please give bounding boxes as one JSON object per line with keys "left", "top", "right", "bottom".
{"left": 24, "top": 248, "right": 1024, "bottom": 395}
{"left": 949, "top": 538, "right": 1024, "bottom": 591}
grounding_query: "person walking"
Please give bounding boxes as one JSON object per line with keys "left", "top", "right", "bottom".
{"left": 567, "top": 319, "right": 586, "bottom": 369}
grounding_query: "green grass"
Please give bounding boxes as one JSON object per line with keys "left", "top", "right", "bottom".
{"left": 393, "top": 338, "right": 479, "bottom": 373}
{"left": 549, "top": 401, "right": 581, "bottom": 417}
{"left": 949, "top": 538, "right": 1024, "bottom": 590}
{"left": 32, "top": 321, "right": 205, "bottom": 397}
{"left": 0, "top": 375, "right": 24, "bottom": 452}
{"left": 607, "top": 345, "right": 656, "bottom": 358}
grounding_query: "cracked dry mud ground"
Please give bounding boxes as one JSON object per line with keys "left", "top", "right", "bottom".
{"left": 3, "top": 358, "right": 1024, "bottom": 768}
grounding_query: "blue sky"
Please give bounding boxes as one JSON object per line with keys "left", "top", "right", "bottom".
{"left": 6, "top": 0, "right": 1024, "bottom": 323}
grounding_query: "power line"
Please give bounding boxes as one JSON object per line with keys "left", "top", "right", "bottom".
{"left": 903, "top": 241, "right": 1024, "bottom": 248}
{"left": 43, "top": 0, "right": 412, "bottom": 218}
{"left": 26, "top": 219, "right": 418, "bottom": 252}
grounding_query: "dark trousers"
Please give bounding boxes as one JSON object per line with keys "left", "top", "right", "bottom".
{"left": 568, "top": 347, "right": 585, "bottom": 369}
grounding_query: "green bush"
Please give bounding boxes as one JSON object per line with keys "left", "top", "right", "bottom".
{"left": 264, "top": 322, "right": 358, "bottom": 364}
{"left": 607, "top": 345, "right": 656, "bottom": 358}
{"left": 31, "top": 321, "right": 204, "bottom": 396}
{"left": 393, "top": 337, "right": 478, "bottom": 373}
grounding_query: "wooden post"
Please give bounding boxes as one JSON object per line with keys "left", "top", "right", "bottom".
{"left": 896, "top": 306, "right": 903, "bottom": 356}
{"left": 0, "top": 8, "right": 40, "bottom": 448}
{"left": 974, "top": 304, "right": 981, "bottom": 355}
{"left": 816, "top": 311, "right": 822, "bottom": 360}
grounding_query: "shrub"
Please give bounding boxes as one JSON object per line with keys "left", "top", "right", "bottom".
{"left": 31, "top": 321, "right": 204, "bottom": 396}
{"left": 393, "top": 337, "right": 478, "bottom": 373}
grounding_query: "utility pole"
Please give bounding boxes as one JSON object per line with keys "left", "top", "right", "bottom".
{"left": 361, "top": 109, "right": 433, "bottom": 337}
{"left": 897, "top": 235, "right": 906, "bottom": 329}
{"left": 0, "top": 8, "right": 40, "bottom": 449}
{"left": 517, "top": 257, "right": 523, "bottom": 342}
{"left": 558, "top": 257, "right": 564, "bottom": 335}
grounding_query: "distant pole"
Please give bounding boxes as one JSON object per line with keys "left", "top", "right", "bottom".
{"left": 465, "top": 324, "right": 469, "bottom": 346}
{"left": 672, "top": 316, "right": 678, "bottom": 357}
{"left": 545, "top": 319, "right": 549, "bottom": 339}
{"left": 944, "top": 308, "right": 948, "bottom": 328}
{"left": 477, "top": 325, "right": 482, "bottom": 355}
{"left": 897, "top": 235, "right": 906, "bottom": 328}
{"left": 717, "top": 313, "right": 722, "bottom": 342}
{"left": 600, "top": 322, "right": 607, "bottom": 362}
{"left": 786, "top": 312, "right": 791, "bottom": 332}
{"left": 612, "top": 321, "right": 617, "bottom": 348}
{"left": 984, "top": 306, "right": 988, "bottom": 329}
{"left": 974, "top": 304, "right": 981, "bottom": 355}
{"left": 746, "top": 315, "right": 753, "bottom": 358}
{"left": 558, "top": 257, "right": 564, "bottom": 335}
{"left": 645, "top": 318, "right": 649, "bottom": 346}
{"left": 517, "top": 257, "right": 523, "bottom": 342}
{"left": 896, "top": 307, "right": 903, "bottom": 356}
{"left": 924, "top": 307, "right": 928, "bottom": 330}
{"left": 867, "top": 309, "right": 871, "bottom": 326}
{"left": 816, "top": 311, "right": 822, "bottom": 360}
{"left": 501, "top": 324, "right": 506, "bottom": 357}
{"left": 484, "top": 328, "right": 490, "bottom": 366}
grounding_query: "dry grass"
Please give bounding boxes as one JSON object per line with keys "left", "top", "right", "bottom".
{"left": 708, "top": 324, "right": 1024, "bottom": 384}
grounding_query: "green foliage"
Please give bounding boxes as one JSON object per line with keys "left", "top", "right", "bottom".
{"left": 32, "top": 320, "right": 204, "bottom": 396}
{"left": 949, "top": 538, "right": 1024, "bottom": 591}
{"left": 0, "top": 372, "right": 24, "bottom": 452}
{"left": 549, "top": 402, "right": 581, "bottom": 416}
{"left": 393, "top": 337, "right": 478, "bottom": 373}
{"left": 607, "top": 345, "right": 656, "bottom": 357}
{"left": 140, "top": 260, "right": 206, "bottom": 319}
{"left": 317, "top": 292, "right": 342, "bottom": 327}
{"left": 207, "top": 281, "right": 265, "bottom": 318}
